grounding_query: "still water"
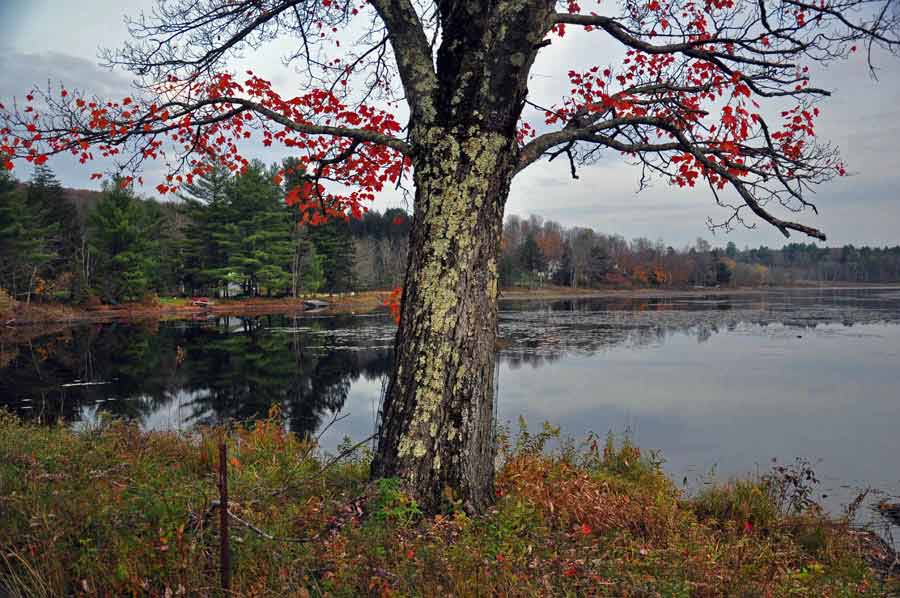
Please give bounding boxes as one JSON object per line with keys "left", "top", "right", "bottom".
{"left": 2, "top": 287, "right": 899, "bottom": 515}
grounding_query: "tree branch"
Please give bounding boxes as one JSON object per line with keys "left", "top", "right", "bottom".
{"left": 518, "top": 115, "right": 827, "bottom": 240}
{"left": 214, "top": 96, "right": 412, "bottom": 154}
{"left": 369, "top": 0, "right": 439, "bottom": 123}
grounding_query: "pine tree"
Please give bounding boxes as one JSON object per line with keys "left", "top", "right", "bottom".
{"left": 518, "top": 234, "right": 546, "bottom": 286}
{"left": 88, "top": 180, "right": 160, "bottom": 301}
{"left": 308, "top": 221, "right": 355, "bottom": 292}
{"left": 215, "top": 162, "right": 294, "bottom": 296}
{"left": 178, "top": 163, "right": 232, "bottom": 295}
{"left": 301, "top": 242, "right": 326, "bottom": 293}
{"left": 0, "top": 170, "right": 55, "bottom": 301}
{"left": 27, "top": 165, "right": 79, "bottom": 295}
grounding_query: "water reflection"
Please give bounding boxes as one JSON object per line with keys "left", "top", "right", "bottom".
{"left": 1, "top": 314, "right": 393, "bottom": 438}
{"left": 2, "top": 287, "right": 899, "bottom": 519}
{"left": 4, "top": 288, "right": 900, "bottom": 433}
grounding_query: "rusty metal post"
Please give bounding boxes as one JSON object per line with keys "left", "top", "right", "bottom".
{"left": 218, "top": 437, "right": 230, "bottom": 595}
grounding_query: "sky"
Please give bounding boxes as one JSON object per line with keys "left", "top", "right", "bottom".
{"left": 1, "top": 0, "right": 899, "bottom": 248}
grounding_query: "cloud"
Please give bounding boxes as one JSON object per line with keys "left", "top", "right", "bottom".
{"left": 2, "top": 4, "right": 899, "bottom": 246}
{"left": 0, "top": 50, "right": 134, "bottom": 102}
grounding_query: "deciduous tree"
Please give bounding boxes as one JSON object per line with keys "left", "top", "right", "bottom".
{"left": 2, "top": 0, "right": 899, "bottom": 512}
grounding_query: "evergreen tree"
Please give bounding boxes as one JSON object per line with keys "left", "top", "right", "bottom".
{"left": 725, "top": 241, "right": 738, "bottom": 259}
{"left": 302, "top": 243, "right": 326, "bottom": 293}
{"left": 28, "top": 165, "right": 79, "bottom": 295}
{"left": 88, "top": 180, "right": 160, "bottom": 301}
{"left": 715, "top": 259, "right": 733, "bottom": 286}
{"left": 178, "top": 163, "right": 233, "bottom": 295}
{"left": 587, "top": 245, "right": 612, "bottom": 285}
{"left": 518, "top": 234, "right": 546, "bottom": 286}
{"left": 308, "top": 221, "right": 355, "bottom": 292}
{"left": 281, "top": 157, "right": 324, "bottom": 297}
{"left": 216, "top": 162, "right": 294, "bottom": 296}
{"left": 0, "top": 170, "right": 55, "bottom": 301}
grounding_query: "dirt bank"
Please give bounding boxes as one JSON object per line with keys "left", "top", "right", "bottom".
{"left": 0, "top": 292, "right": 393, "bottom": 346}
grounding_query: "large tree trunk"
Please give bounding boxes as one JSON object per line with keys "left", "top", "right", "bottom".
{"left": 372, "top": 130, "right": 517, "bottom": 513}
{"left": 371, "top": 0, "right": 555, "bottom": 513}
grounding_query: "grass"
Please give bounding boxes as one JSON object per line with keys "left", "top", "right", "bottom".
{"left": 157, "top": 296, "right": 190, "bottom": 307}
{"left": 0, "top": 411, "right": 896, "bottom": 597}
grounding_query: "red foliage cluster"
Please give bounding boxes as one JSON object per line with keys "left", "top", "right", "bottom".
{"left": 1, "top": 73, "right": 409, "bottom": 226}
{"left": 383, "top": 287, "right": 403, "bottom": 324}
{"left": 532, "top": 47, "right": 841, "bottom": 194}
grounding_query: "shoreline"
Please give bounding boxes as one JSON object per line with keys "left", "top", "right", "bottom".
{"left": 1, "top": 291, "right": 393, "bottom": 327}
{"left": 2, "top": 283, "right": 898, "bottom": 332}
{"left": 498, "top": 282, "right": 900, "bottom": 302}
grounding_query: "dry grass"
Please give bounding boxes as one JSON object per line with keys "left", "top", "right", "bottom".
{"left": 0, "top": 412, "right": 896, "bottom": 597}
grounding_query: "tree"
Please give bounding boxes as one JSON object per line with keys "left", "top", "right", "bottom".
{"left": 3, "top": 0, "right": 898, "bottom": 513}
{"left": 570, "top": 228, "right": 597, "bottom": 288}
{"left": 553, "top": 240, "right": 575, "bottom": 286}
{"left": 587, "top": 245, "right": 613, "bottom": 285}
{"left": 518, "top": 234, "right": 547, "bottom": 286}
{"left": 27, "top": 165, "right": 81, "bottom": 295}
{"left": 88, "top": 181, "right": 160, "bottom": 302}
{"left": 308, "top": 221, "right": 355, "bottom": 292}
{"left": 0, "top": 170, "right": 55, "bottom": 302}
{"left": 726, "top": 241, "right": 738, "bottom": 259}
{"left": 301, "top": 244, "right": 326, "bottom": 293}
{"left": 217, "top": 162, "right": 295, "bottom": 296}
{"left": 179, "top": 163, "right": 233, "bottom": 296}
{"left": 716, "top": 257, "right": 735, "bottom": 286}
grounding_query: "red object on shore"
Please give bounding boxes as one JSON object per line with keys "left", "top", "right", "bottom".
{"left": 191, "top": 297, "right": 213, "bottom": 307}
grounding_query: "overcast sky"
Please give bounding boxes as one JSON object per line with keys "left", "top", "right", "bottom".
{"left": 2, "top": 0, "right": 899, "bottom": 248}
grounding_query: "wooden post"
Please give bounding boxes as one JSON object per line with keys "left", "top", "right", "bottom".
{"left": 218, "top": 438, "right": 230, "bottom": 595}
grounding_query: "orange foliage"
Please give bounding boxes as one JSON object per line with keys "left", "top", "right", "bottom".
{"left": 497, "top": 454, "right": 674, "bottom": 541}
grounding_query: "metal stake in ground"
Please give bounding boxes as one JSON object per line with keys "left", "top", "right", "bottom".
{"left": 219, "top": 437, "right": 230, "bottom": 595}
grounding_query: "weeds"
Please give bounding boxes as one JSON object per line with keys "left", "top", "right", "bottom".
{"left": 0, "top": 411, "right": 895, "bottom": 596}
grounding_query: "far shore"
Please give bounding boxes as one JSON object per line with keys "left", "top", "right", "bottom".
{"left": 2, "top": 283, "right": 898, "bottom": 335}
{"left": 498, "top": 281, "right": 900, "bottom": 302}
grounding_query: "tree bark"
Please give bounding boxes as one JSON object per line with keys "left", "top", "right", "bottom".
{"left": 371, "top": 0, "right": 556, "bottom": 513}
{"left": 372, "top": 130, "right": 515, "bottom": 513}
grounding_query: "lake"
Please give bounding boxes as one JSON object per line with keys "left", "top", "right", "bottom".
{"left": 3, "top": 287, "right": 899, "bottom": 523}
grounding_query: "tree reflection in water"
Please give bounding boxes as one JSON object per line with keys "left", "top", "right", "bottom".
{"left": 4, "top": 288, "right": 900, "bottom": 433}
{"left": 0, "top": 314, "right": 393, "bottom": 438}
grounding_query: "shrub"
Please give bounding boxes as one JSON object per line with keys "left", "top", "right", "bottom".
{"left": 0, "top": 412, "right": 894, "bottom": 597}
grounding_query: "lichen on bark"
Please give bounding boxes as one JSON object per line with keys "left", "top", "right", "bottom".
{"left": 372, "top": 0, "right": 559, "bottom": 514}
{"left": 374, "top": 127, "right": 516, "bottom": 511}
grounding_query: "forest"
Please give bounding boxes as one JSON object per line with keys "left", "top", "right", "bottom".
{"left": 500, "top": 215, "right": 900, "bottom": 288}
{"left": 2, "top": 164, "right": 899, "bottom": 307}
{"left": 0, "top": 162, "right": 410, "bottom": 304}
